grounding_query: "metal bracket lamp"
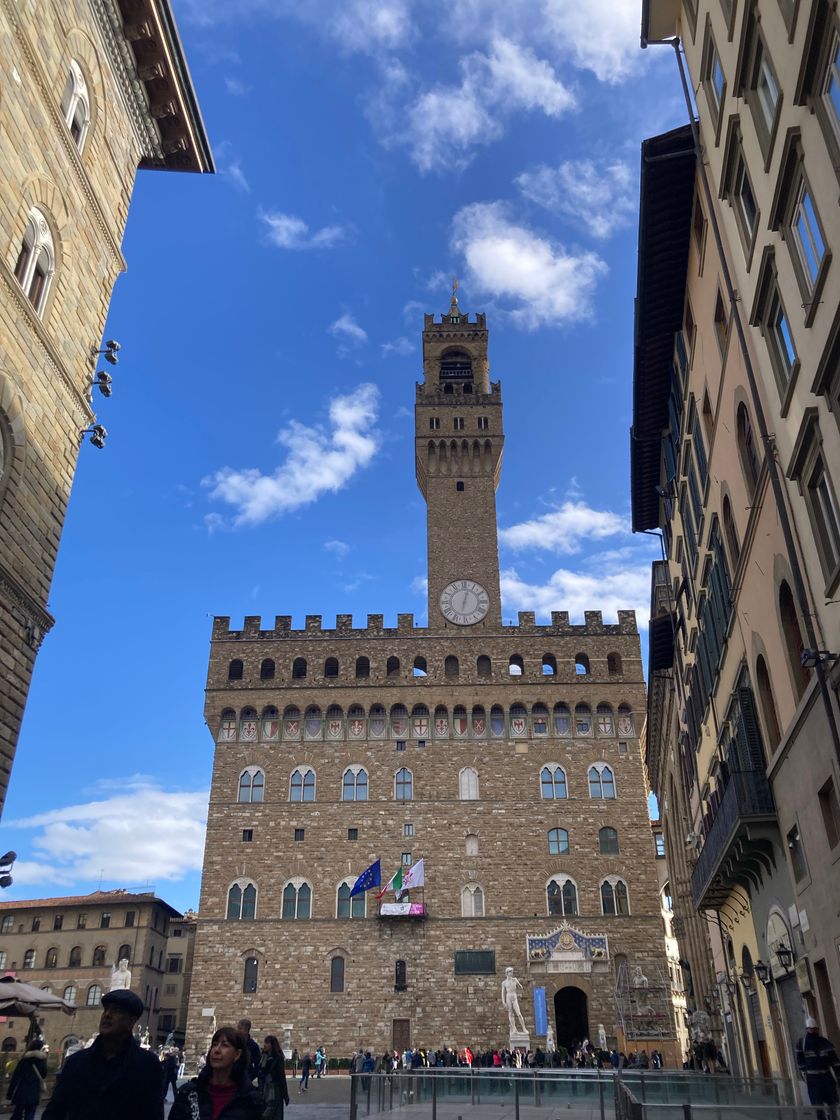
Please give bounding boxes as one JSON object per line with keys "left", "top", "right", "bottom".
{"left": 0, "top": 850, "right": 16, "bottom": 889}
{"left": 753, "top": 960, "right": 771, "bottom": 985}
{"left": 775, "top": 943, "right": 793, "bottom": 974}
{"left": 80, "top": 424, "right": 107, "bottom": 449}
{"left": 800, "top": 649, "right": 840, "bottom": 669}
{"left": 90, "top": 339, "right": 121, "bottom": 365}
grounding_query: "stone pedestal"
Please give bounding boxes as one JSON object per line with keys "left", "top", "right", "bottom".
{"left": 509, "top": 1031, "right": 530, "bottom": 1050}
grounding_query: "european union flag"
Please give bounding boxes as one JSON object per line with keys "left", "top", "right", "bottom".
{"left": 349, "top": 859, "right": 381, "bottom": 898}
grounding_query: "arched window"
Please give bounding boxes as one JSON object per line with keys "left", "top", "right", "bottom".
{"left": 395, "top": 767, "right": 413, "bottom": 801}
{"left": 290, "top": 767, "right": 315, "bottom": 802}
{"left": 227, "top": 881, "right": 257, "bottom": 920}
{"left": 540, "top": 764, "right": 568, "bottom": 799}
{"left": 737, "top": 402, "right": 761, "bottom": 497}
{"left": 63, "top": 984, "right": 77, "bottom": 1004}
{"left": 548, "top": 827, "right": 569, "bottom": 855}
{"left": 61, "top": 60, "right": 91, "bottom": 150}
{"left": 575, "top": 653, "right": 590, "bottom": 675}
{"left": 281, "top": 881, "right": 311, "bottom": 919}
{"left": 607, "top": 652, "right": 622, "bottom": 675}
{"left": 553, "top": 703, "right": 571, "bottom": 736}
{"left": 779, "top": 580, "right": 809, "bottom": 699}
{"left": 599, "top": 826, "right": 620, "bottom": 854}
{"left": 86, "top": 983, "right": 102, "bottom": 1007}
{"left": 589, "top": 764, "right": 616, "bottom": 799}
{"left": 92, "top": 946, "right": 106, "bottom": 966}
{"left": 355, "top": 656, "right": 370, "bottom": 679}
{"left": 68, "top": 946, "right": 82, "bottom": 967}
{"left": 324, "top": 657, "right": 339, "bottom": 678}
{"left": 342, "top": 766, "right": 368, "bottom": 801}
{"left": 330, "top": 956, "right": 345, "bottom": 992}
{"left": 118, "top": 944, "right": 131, "bottom": 963}
{"left": 461, "top": 884, "right": 485, "bottom": 917}
{"left": 490, "top": 704, "right": 505, "bottom": 736}
{"left": 260, "top": 658, "right": 275, "bottom": 680}
{"left": 227, "top": 659, "right": 243, "bottom": 681}
{"left": 386, "top": 656, "right": 401, "bottom": 678}
{"left": 444, "top": 655, "right": 459, "bottom": 678}
{"left": 0, "top": 916, "right": 12, "bottom": 934}
{"left": 596, "top": 704, "right": 614, "bottom": 736}
{"left": 395, "top": 960, "right": 407, "bottom": 990}
{"left": 755, "top": 654, "right": 782, "bottom": 750}
{"left": 722, "top": 494, "right": 740, "bottom": 569}
{"left": 337, "top": 882, "right": 365, "bottom": 918}
{"left": 292, "top": 657, "right": 307, "bottom": 679}
{"left": 508, "top": 654, "right": 524, "bottom": 676}
{"left": 459, "top": 767, "right": 479, "bottom": 800}
{"left": 542, "top": 653, "right": 557, "bottom": 676}
{"left": 243, "top": 956, "right": 258, "bottom": 993}
{"left": 413, "top": 656, "right": 427, "bottom": 677}
{"left": 238, "top": 767, "right": 265, "bottom": 803}
{"left": 575, "top": 703, "right": 592, "bottom": 735}
{"left": 477, "top": 654, "right": 492, "bottom": 678}
{"left": 532, "top": 704, "right": 548, "bottom": 735}
{"left": 465, "top": 833, "right": 479, "bottom": 856}
{"left": 14, "top": 208, "right": 54, "bottom": 314}
{"left": 601, "top": 878, "right": 630, "bottom": 916}
{"left": 547, "top": 876, "right": 578, "bottom": 916}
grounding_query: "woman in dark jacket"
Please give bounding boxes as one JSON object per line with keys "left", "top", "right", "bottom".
{"left": 258, "top": 1036, "right": 290, "bottom": 1119}
{"left": 169, "top": 1027, "right": 263, "bottom": 1120}
{"left": 7, "top": 1039, "right": 48, "bottom": 1120}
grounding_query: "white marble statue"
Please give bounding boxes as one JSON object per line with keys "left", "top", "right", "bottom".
{"left": 501, "top": 967, "right": 528, "bottom": 1034}
{"left": 632, "top": 965, "right": 649, "bottom": 988}
{"left": 598, "top": 1024, "right": 607, "bottom": 1050}
{"left": 546, "top": 1025, "right": 555, "bottom": 1053}
{"left": 109, "top": 958, "right": 132, "bottom": 991}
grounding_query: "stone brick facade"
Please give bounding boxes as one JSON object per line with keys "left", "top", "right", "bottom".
{"left": 0, "top": 0, "right": 211, "bottom": 814}
{"left": 187, "top": 303, "right": 677, "bottom": 1064}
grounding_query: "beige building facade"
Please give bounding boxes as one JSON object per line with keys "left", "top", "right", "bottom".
{"left": 635, "top": 0, "right": 840, "bottom": 1079}
{"left": 187, "top": 302, "right": 678, "bottom": 1064}
{"left": 0, "top": 0, "right": 212, "bottom": 814}
{"left": 159, "top": 911, "right": 197, "bottom": 1047}
{"left": 0, "top": 889, "right": 181, "bottom": 1054}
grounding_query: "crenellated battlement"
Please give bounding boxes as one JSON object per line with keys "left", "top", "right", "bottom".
{"left": 211, "top": 609, "right": 638, "bottom": 641}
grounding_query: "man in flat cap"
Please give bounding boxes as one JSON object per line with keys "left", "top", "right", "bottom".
{"left": 796, "top": 1015, "right": 840, "bottom": 1120}
{"left": 43, "top": 989, "right": 163, "bottom": 1119}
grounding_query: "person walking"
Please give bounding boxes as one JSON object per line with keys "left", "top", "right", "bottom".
{"left": 6, "top": 1038, "right": 47, "bottom": 1120}
{"left": 258, "top": 1036, "right": 290, "bottom": 1120}
{"left": 169, "top": 1027, "right": 262, "bottom": 1120}
{"left": 42, "top": 989, "right": 163, "bottom": 1120}
{"left": 161, "top": 1048, "right": 179, "bottom": 1103}
{"left": 796, "top": 1016, "right": 840, "bottom": 1120}
{"left": 299, "top": 1050, "right": 312, "bottom": 1092}
{"left": 237, "top": 1020, "right": 261, "bottom": 1085}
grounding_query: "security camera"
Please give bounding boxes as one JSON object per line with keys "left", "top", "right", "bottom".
{"left": 90, "top": 425, "right": 107, "bottom": 449}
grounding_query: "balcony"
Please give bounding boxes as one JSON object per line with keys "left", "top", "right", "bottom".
{"left": 691, "top": 769, "right": 778, "bottom": 909}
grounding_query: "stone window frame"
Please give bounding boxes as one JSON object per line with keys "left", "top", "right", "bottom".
{"left": 460, "top": 883, "right": 485, "bottom": 918}
{"left": 329, "top": 954, "right": 346, "bottom": 993}
{"left": 720, "top": 119, "right": 761, "bottom": 268}
{"left": 701, "top": 16, "right": 727, "bottom": 142}
{"left": 61, "top": 60, "right": 91, "bottom": 153}
{"left": 599, "top": 826, "right": 620, "bottom": 854}
{"left": 289, "top": 766, "right": 316, "bottom": 803}
{"left": 540, "top": 763, "right": 568, "bottom": 800}
{"left": 63, "top": 983, "right": 77, "bottom": 1005}
{"left": 749, "top": 247, "right": 800, "bottom": 413}
{"left": 588, "top": 763, "right": 617, "bottom": 800}
{"left": 394, "top": 767, "right": 413, "bottom": 802}
{"left": 341, "top": 765, "right": 369, "bottom": 802}
{"left": 735, "top": 6, "right": 783, "bottom": 167}
{"left": 86, "top": 983, "right": 102, "bottom": 1007}
{"left": 237, "top": 766, "right": 265, "bottom": 804}
{"left": 787, "top": 407, "right": 840, "bottom": 593}
{"left": 546, "top": 874, "right": 578, "bottom": 917}
{"left": 600, "top": 876, "right": 630, "bottom": 916}
{"left": 13, "top": 207, "right": 55, "bottom": 317}
{"left": 547, "top": 827, "right": 570, "bottom": 855}
{"left": 336, "top": 879, "right": 366, "bottom": 919}
{"left": 458, "top": 766, "right": 480, "bottom": 800}
{"left": 281, "top": 878, "right": 312, "bottom": 920}
{"left": 226, "top": 879, "right": 257, "bottom": 921}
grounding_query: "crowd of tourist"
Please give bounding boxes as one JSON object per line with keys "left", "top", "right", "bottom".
{"left": 348, "top": 1042, "right": 667, "bottom": 1073}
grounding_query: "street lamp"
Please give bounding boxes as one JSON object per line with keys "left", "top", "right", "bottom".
{"left": 775, "top": 944, "right": 793, "bottom": 974}
{"left": 739, "top": 971, "right": 754, "bottom": 991}
{"left": 0, "top": 851, "right": 16, "bottom": 889}
{"left": 753, "top": 960, "right": 770, "bottom": 985}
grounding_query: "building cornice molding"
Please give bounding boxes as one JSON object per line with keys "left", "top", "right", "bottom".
{"left": 0, "top": 263, "right": 96, "bottom": 425}
{"left": 0, "top": 562, "right": 55, "bottom": 650}
{"left": 1, "top": 0, "right": 129, "bottom": 270}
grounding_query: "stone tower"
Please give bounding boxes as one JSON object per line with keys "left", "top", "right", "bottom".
{"left": 187, "top": 303, "right": 677, "bottom": 1064}
{"left": 416, "top": 290, "right": 503, "bottom": 627}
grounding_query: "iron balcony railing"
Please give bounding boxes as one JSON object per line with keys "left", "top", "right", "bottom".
{"left": 691, "top": 769, "right": 776, "bottom": 908}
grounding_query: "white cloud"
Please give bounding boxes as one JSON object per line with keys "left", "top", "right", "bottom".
{"left": 204, "top": 383, "right": 381, "bottom": 527}
{"left": 324, "top": 538, "right": 350, "bottom": 556}
{"left": 517, "top": 159, "right": 635, "bottom": 239}
{"left": 260, "top": 211, "right": 346, "bottom": 250}
{"left": 224, "top": 75, "right": 251, "bottom": 96}
{"left": 451, "top": 202, "right": 607, "bottom": 328}
{"left": 328, "top": 313, "right": 368, "bottom": 352}
{"left": 381, "top": 336, "right": 414, "bottom": 357}
{"left": 6, "top": 778, "right": 208, "bottom": 889}
{"left": 501, "top": 557, "right": 651, "bottom": 628}
{"left": 215, "top": 142, "right": 250, "bottom": 193}
{"left": 410, "top": 575, "right": 428, "bottom": 595}
{"left": 500, "top": 500, "right": 627, "bottom": 553}
{"left": 319, "top": 0, "right": 414, "bottom": 53}
{"left": 543, "top": 0, "right": 643, "bottom": 84}
{"left": 402, "top": 299, "right": 427, "bottom": 324}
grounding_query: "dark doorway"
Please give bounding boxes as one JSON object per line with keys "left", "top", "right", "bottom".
{"left": 392, "top": 1018, "right": 411, "bottom": 1053}
{"left": 554, "top": 987, "right": 588, "bottom": 1052}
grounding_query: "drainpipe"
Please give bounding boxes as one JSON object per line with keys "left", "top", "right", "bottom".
{"left": 645, "top": 33, "right": 840, "bottom": 777}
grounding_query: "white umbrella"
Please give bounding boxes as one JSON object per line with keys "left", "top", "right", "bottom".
{"left": 0, "top": 975, "right": 75, "bottom": 1016}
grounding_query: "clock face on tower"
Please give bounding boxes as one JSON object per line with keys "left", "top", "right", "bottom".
{"left": 439, "top": 580, "right": 490, "bottom": 625}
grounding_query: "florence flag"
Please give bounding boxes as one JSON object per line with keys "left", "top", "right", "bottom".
{"left": 402, "top": 858, "right": 425, "bottom": 889}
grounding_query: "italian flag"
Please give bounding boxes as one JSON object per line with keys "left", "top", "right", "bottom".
{"left": 376, "top": 866, "right": 403, "bottom": 899}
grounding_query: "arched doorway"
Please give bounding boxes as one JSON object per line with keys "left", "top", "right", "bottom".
{"left": 554, "top": 986, "right": 588, "bottom": 1052}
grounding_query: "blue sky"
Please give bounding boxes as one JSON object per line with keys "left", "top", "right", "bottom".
{"left": 0, "top": 0, "right": 684, "bottom": 912}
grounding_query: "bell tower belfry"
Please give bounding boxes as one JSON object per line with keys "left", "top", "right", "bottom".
{"left": 415, "top": 288, "right": 504, "bottom": 629}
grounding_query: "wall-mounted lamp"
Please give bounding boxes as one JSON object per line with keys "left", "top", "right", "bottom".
{"left": 739, "top": 971, "right": 754, "bottom": 991}
{"left": 753, "top": 960, "right": 771, "bottom": 985}
{"left": 775, "top": 944, "right": 793, "bottom": 974}
{"left": 800, "top": 649, "right": 839, "bottom": 669}
{"left": 89, "top": 371, "right": 113, "bottom": 399}
{"left": 91, "top": 339, "right": 121, "bottom": 366}
{"left": 0, "top": 850, "right": 16, "bottom": 889}
{"left": 80, "top": 424, "right": 107, "bottom": 449}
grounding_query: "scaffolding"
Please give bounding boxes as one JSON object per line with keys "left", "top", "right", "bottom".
{"left": 614, "top": 960, "right": 677, "bottom": 1041}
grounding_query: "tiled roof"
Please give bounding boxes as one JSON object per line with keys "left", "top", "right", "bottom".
{"left": 0, "top": 889, "right": 181, "bottom": 916}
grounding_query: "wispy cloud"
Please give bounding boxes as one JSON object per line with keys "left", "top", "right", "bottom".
{"left": 451, "top": 202, "right": 607, "bottom": 329}
{"left": 329, "top": 313, "right": 368, "bottom": 357}
{"left": 260, "top": 211, "right": 346, "bottom": 250}
{"left": 517, "top": 159, "right": 635, "bottom": 239}
{"left": 203, "top": 383, "right": 381, "bottom": 527}
{"left": 324, "top": 538, "right": 350, "bottom": 557}
{"left": 224, "top": 75, "right": 251, "bottom": 96}
{"left": 402, "top": 299, "right": 427, "bottom": 324}
{"left": 5, "top": 777, "right": 208, "bottom": 889}
{"left": 500, "top": 500, "right": 627, "bottom": 554}
{"left": 381, "top": 336, "right": 414, "bottom": 357}
{"left": 215, "top": 141, "right": 251, "bottom": 193}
